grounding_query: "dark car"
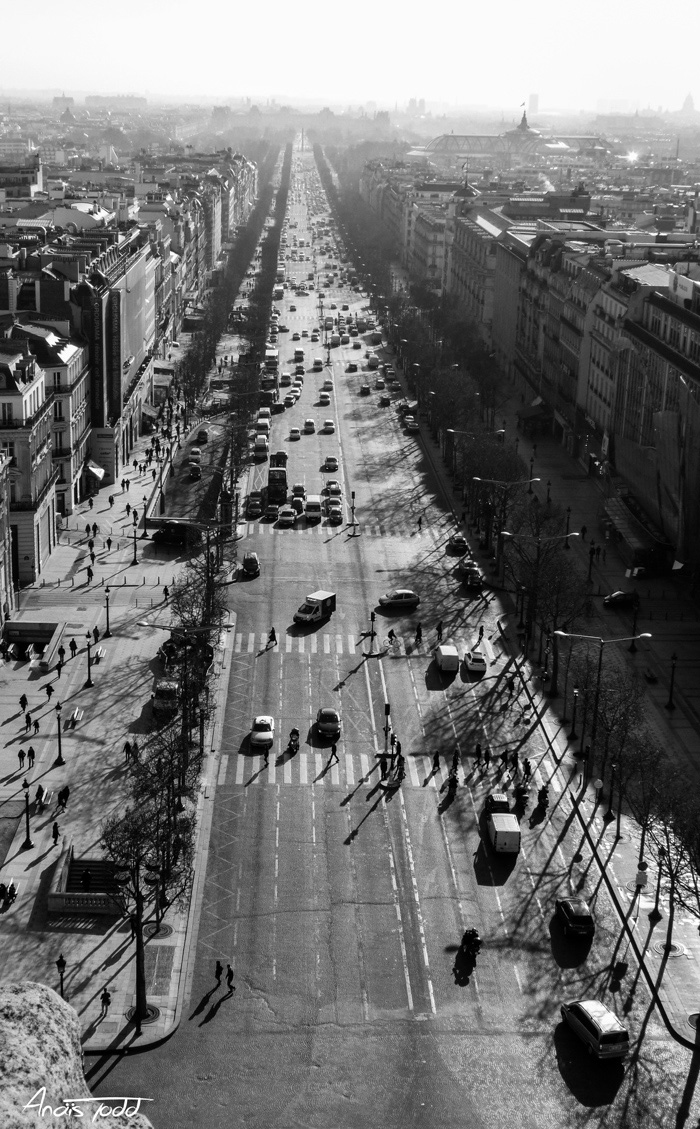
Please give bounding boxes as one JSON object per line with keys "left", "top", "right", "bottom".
{"left": 448, "top": 532, "right": 469, "bottom": 554}
{"left": 360, "top": 384, "right": 371, "bottom": 395}
{"left": 556, "top": 896, "right": 595, "bottom": 938}
{"left": 152, "top": 522, "right": 201, "bottom": 548}
{"left": 242, "top": 551, "right": 260, "bottom": 577}
{"left": 379, "top": 394, "right": 391, "bottom": 407}
{"left": 484, "top": 792, "right": 510, "bottom": 815}
{"left": 603, "top": 590, "right": 640, "bottom": 609}
{"left": 347, "top": 362, "right": 358, "bottom": 373}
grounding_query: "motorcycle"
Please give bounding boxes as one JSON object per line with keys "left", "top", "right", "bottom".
{"left": 453, "top": 928, "right": 481, "bottom": 985}
{"left": 288, "top": 728, "right": 300, "bottom": 755}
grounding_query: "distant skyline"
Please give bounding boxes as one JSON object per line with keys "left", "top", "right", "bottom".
{"left": 2, "top": 0, "right": 698, "bottom": 116}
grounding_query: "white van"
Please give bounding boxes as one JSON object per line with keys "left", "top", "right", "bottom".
{"left": 487, "top": 812, "right": 521, "bottom": 854}
{"left": 255, "top": 419, "right": 270, "bottom": 436}
{"left": 304, "top": 495, "right": 323, "bottom": 522}
{"left": 254, "top": 436, "right": 269, "bottom": 460}
{"left": 312, "top": 358, "right": 323, "bottom": 372}
{"left": 435, "top": 644, "right": 460, "bottom": 672}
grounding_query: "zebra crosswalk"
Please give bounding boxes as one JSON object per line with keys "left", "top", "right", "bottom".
{"left": 223, "top": 749, "right": 560, "bottom": 793}
{"left": 234, "top": 632, "right": 435, "bottom": 657}
{"left": 239, "top": 520, "right": 425, "bottom": 539}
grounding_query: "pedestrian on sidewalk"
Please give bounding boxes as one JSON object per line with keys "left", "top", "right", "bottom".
{"left": 432, "top": 751, "right": 441, "bottom": 772}
{"left": 215, "top": 960, "right": 223, "bottom": 986}
{"left": 33, "top": 719, "right": 39, "bottom": 734}
{"left": 511, "top": 750, "right": 519, "bottom": 774}
{"left": 595, "top": 545, "right": 601, "bottom": 560}
{"left": 85, "top": 523, "right": 91, "bottom": 538}
{"left": 152, "top": 469, "right": 157, "bottom": 482}
{"left": 52, "top": 821, "right": 60, "bottom": 846}
{"left": 129, "top": 914, "right": 138, "bottom": 940}
{"left": 25, "top": 712, "right": 32, "bottom": 732}
{"left": 44, "top": 684, "right": 54, "bottom": 701}
{"left": 125, "top": 480, "right": 130, "bottom": 492}
{"left": 109, "top": 495, "right": 114, "bottom": 508}
{"left": 92, "top": 522, "right": 98, "bottom": 538}
{"left": 93, "top": 627, "right": 100, "bottom": 645}
{"left": 89, "top": 551, "right": 96, "bottom": 567}
{"left": 106, "top": 537, "right": 112, "bottom": 552}
{"left": 436, "top": 620, "right": 443, "bottom": 643}
{"left": 88, "top": 497, "right": 93, "bottom": 510}
{"left": 59, "top": 786, "right": 70, "bottom": 811}
{"left": 478, "top": 625, "right": 484, "bottom": 642}
{"left": 124, "top": 740, "right": 132, "bottom": 763}
{"left": 86, "top": 567, "right": 93, "bottom": 584}
{"left": 415, "top": 623, "right": 423, "bottom": 646}
{"left": 131, "top": 740, "right": 140, "bottom": 762}
{"left": 69, "top": 638, "right": 77, "bottom": 659}
{"left": 125, "top": 503, "right": 131, "bottom": 518}
{"left": 163, "top": 586, "right": 169, "bottom": 604}
{"left": 132, "top": 509, "right": 138, "bottom": 526}
{"left": 133, "top": 459, "right": 138, "bottom": 472}
{"left": 580, "top": 524, "right": 587, "bottom": 541}
{"left": 226, "top": 965, "right": 235, "bottom": 992}
{"left": 56, "top": 659, "right": 62, "bottom": 679}
{"left": 58, "top": 644, "right": 66, "bottom": 665}
{"left": 19, "top": 693, "right": 28, "bottom": 713}
{"left": 17, "top": 748, "right": 25, "bottom": 770}
{"left": 35, "top": 783, "right": 44, "bottom": 808}
{"left": 484, "top": 747, "right": 491, "bottom": 770}
{"left": 417, "top": 515, "right": 422, "bottom": 531}
{"left": 100, "top": 987, "right": 111, "bottom": 1015}
{"left": 27, "top": 746, "right": 35, "bottom": 769}
{"left": 120, "top": 479, "right": 125, "bottom": 493}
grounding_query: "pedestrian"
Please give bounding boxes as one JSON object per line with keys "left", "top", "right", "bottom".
{"left": 100, "top": 987, "right": 111, "bottom": 1014}
{"left": 45, "top": 683, "right": 54, "bottom": 701}
{"left": 35, "top": 783, "right": 44, "bottom": 807}
{"left": 417, "top": 515, "right": 422, "bottom": 531}
{"left": 120, "top": 479, "right": 125, "bottom": 493}
{"left": 595, "top": 545, "right": 601, "bottom": 560}
{"left": 395, "top": 739, "right": 402, "bottom": 758}
{"left": 56, "top": 659, "right": 62, "bottom": 679}
{"left": 475, "top": 742, "right": 482, "bottom": 766}
{"left": 126, "top": 480, "right": 130, "bottom": 492}
{"left": 86, "top": 567, "right": 93, "bottom": 584}
{"left": 226, "top": 965, "right": 235, "bottom": 992}
{"left": 17, "top": 748, "right": 25, "bottom": 770}
{"left": 215, "top": 960, "right": 223, "bottom": 986}
{"left": 152, "top": 469, "right": 157, "bottom": 482}
{"left": 451, "top": 748, "right": 459, "bottom": 773}
{"left": 52, "top": 821, "right": 60, "bottom": 846}
{"left": 511, "top": 750, "right": 519, "bottom": 773}
{"left": 507, "top": 675, "right": 516, "bottom": 697}
{"left": 58, "top": 643, "right": 66, "bottom": 665}
{"left": 132, "top": 509, "right": 138, "bottom": 525}
{"left": 124, "top": 740, "right": 132, "bottom": 763}
{"left": 109, "top": 495, "right": 114, "bottom": 509}
{"left": 85, "top": 523, "right": 91, "bottom": 538}
{"left": 379, "top": 754, "right": 388, "bottom": 779}
{"left": 90, "top": 551, "right": 96, "bottom": 566}
{"left": 106, "top": 537, "right": 112, "bottom": 552}
{"left": 330, "top": 742, "right": 339, "bottom": 764}
{"left": 580, "top": 524, "right": 587, "bottom": 541}
{"left": 88, "top": 497, "right": 93, "bottom": 510}
{"left": 484, "top": 746, "right": 491, "bottom": 770}
{"left": 33, "top": 719, "right": 39, "bottom": 734}
{"left": 268, "top": 627, "right": 277, "bottom": 648}
{"left": 436, "top": 620, "right": 443, "bottom": 643}
{"left": 163, "top": 585, "right": 169, "bottom": 604}
{"left": 92, "top": 522, "right": 98, "bottom": 538}
{"left": 133, "top": 459, "right": 138, "bottom": 471}
{"left": 61, "top": 785, "right": 70, "bottom": 810}
{"left": 125, "top": 503, "right": 131, "bottom": 518}
{"left": 523, "top": 758, "right": 531, "bottom": 780}
{"left": 19, "top": 693, "right": 28, "bottom": 713}
{"left": 69, "top": 637, "right": 77, "bottom": 659}
{"left": 415, "top": 623, "right": 423, "bottom": 646}
{"left": 432, "top": 751, "right": 440, "bottom": 772}
{"left": 478, "top": 624, "right": 485, "bottom": 642}
{"left": 132, "top": 740, "right": 140, "bottom": 762}
{"left": 27, "top": 746, "right": 35, "bottom": 768}
{"left": 93, "top": 626, "right": 100, "bottom": 645}
{"left": 25, "top": 712, "right": 32, "bottom": 732}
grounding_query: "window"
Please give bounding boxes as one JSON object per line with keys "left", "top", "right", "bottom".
{"left": 53, "top": 402, "right": 64, "bottom": 421}
{"left": 53, "top": 373, "right": 62, "bottom": 388}
{"left": 1, "top": 404, "right": 13, "bottom": 423}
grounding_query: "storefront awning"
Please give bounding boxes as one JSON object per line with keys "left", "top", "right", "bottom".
{"left": 87, "top": 460, "right": 105, "bottom": 481}
{"left": 141, "top": 404, "right": 159, "bottom": 420}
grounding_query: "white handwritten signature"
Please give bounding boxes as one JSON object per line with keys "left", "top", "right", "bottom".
{"left": 24, "top": 1088, "right": 154, "bottom": 1122}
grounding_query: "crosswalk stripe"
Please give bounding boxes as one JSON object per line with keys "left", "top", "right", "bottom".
{"left": 360, "top": 753, "right": 370, "bottom": 781}
{"left": 347, "top": 635, "right": 356, "bottom": 654}
{"left": 299, "top": 752, "right": 308, "bottom": 784}
{"left": 284, "top": 756, "right": 292, "bottom": 784}
{"left": 407, "top": 755, "right": 421, "bottom": 787}
{"left": 248, "top": 633, "right": 255, "bottom": 653}
{"left": 335, "top": 634, "right": 343, "bottom": 654}
{"left": 286, "top": 634, "right": 292, "bottom": 652}
{"left": 235, "top": 756, "right": 244, "bottom": 784}
{"left": 298, "top": 636, "right": 305, "bottom": 654}
{"left": 345, "top": 753, "right": 354, "bottom": 786}
{"left": 323, "top": 635, "right": 331, "bottom": 654}
{"left": 314, "top": 752, "right": 324, "bottom": 782}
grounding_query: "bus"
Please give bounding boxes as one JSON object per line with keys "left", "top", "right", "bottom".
{"left": 264, "top": 348, "right": 279, "bottom": 374}
{"left": 276, "top": 266, "right": 286, "bottom": 283}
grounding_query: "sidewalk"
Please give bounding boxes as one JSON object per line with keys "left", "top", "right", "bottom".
{"left": 0, "top": 417, "right": 235, "bottom": 1052}
{"left": 392, "top": 342, "right": 700, "bottom": 1049}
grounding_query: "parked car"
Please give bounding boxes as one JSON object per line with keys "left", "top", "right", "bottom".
{"left": 560, "top": 1000, "right": 629, "bottom": 1060}
{"left": 603, "top": 590, "right": 640, "bottom": 609}
{"left": 360, "top": 384, "right": 370, "bottom": 395}
{"left": 448, "top": 532, "right": 469, "bottom": 554}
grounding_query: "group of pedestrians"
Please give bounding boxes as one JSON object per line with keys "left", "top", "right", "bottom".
{"left": 214, "top": 960, "right": 236, "bottom": 993}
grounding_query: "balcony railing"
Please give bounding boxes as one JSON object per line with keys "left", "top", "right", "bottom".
{"left": 10, "top": 465, "right": 60, "bottom": 513}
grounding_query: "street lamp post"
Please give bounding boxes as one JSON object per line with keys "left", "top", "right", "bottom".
{"left": 85, "top": 632, "right": 94, "bottom": 689}
{"left": 628, "top": 606, "right": 638, "bottom": 652}
{"left": 56, "top": 953, "right": 67, "bottom": 999}
{"left": 132, "top": 524, "right": 138, "bottom": 567}
{"left": 666, "top": 652, "right": 678, "bottom": 710}
{"left": 569, "top": 688, "right": 579, "bottom": 740}
{"left": 104, "top": 586, "right": 111, "bottom": 639}
{"left": 565, "top": 506, "right": 571, "bottom": 549}
{"left": 606, "top": 763, "right": 617, "bottom": 820}
{"left": 528, "top": 457, "right": 535, "bottom": 492}
{"left": 55, "top": 701, "right": 64, "bottom": 766}
{"left": 546, "top": 479, "right": 551, "bottom": 504}
{"left": 21, "top": 778, "right": 32, "bottom": 850}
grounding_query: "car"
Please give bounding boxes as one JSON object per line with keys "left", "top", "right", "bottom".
{"left": 379, "top": 394, "right": 391, "bottom": 407}
{"left": 292, "top": 483, "right": 306, "bottom": 500}
{"left": 341, "top": 303, "right": 349, "bottom": 311}
{"left": 352, "top": 338, "right": 361, "bottom": 347}
{"left": 284, "top": 394, "right": 296, "bottom": 408}
{"left": 289, "top": 304, "right": 297, "bottom": 312}
{"left": 560, "top": 1000, "right": 629, "bottom": 1060}
{"left": 324, "top": 419, "right": 335, "bottom": 432}
{"left": 278, "top": 324, "right": 289, "bottom": 333}
{"left": 350, "top": 329, "right": 359, "bottom": 337}
{"left": 484, "top": 792, "right": 510, "bottom": 815}
{"left": 295, "top": 364, "right": 305, "bottom": 376}
{"left": 322, "top": 379, "right": 334, "bottom": 390}
{"left": 304, "top": 418, "right": 315, "bottom": 433}
{"left": 189, "top": 447, "right": 202, "bottom": 462}
{"left": 316, "top": 707, "right": 341, "bottom": 737}
{"left": 330, "top": 303, "right": 337, "bottom": 310}
{"left": 152, "top": 521, "right": 202, "bottom": 548}
{"left": 265, "top": 503, "right": 280, "bottom": 522}
{"left": 189, "top": 463, "right": 202, "bottom": 481}
{"left": 280, "top": 372, "right": 292, "bottom": 386}
{"left": 375, "top": 377, "right": 385, "bottom": 389}
{"left": 311, "top": 333, "right": 320, "bottom": 342}
{"left": 241, "top": 551, "right": 260, "bottom": 577}
{"left": 340, "top": 335, "right": 349, "bottom": 345}
{"left": 246, "top": 494, "right": 263, "bottom": 518}
{"left": 250, "top": 715, "right": 275, "bottom": 750}
{"left": 405, "top": 418, "right": 420, "bottom": 434}
{"left": 325, "top": 455, "right": 339, "bottom": 471}
{"left": 278, "top": 506, "right": 296, "bottom": 527}
{"left": 603, "top": 590, "right": 640, "bottom": 609}
{"left": 462, "top": 568, "right": 485, "bottom": 590}
{"left": 465, "top": 649, "right": 487, "bottom": 674}
{"left": 290, "top": 427, "right": 301, "bottom": 440}
{"left": 319, "top": 392, "right": 331, "bottom": 406}
{"left": 378, "top": 589, "right": 420, "bottom": 609}
{"left": 327, "top": 506, "right": 343, "bottom": 525}
{"left": 292, "top": 332, "right": 301, "bottom": 341}
{"left": 556, "top": 896, "right": 596, "bottom": 938}
{"left": 434, "top": 644, "right": 460, "bottom": 672}
{"left": 301, "top": 330, "right": 309, "bottom": 337}
{"left": 347, "top": 362, "right": 358, "bottom": 373}
{"left": 448, "top": 532, "right": 469, "bottom": 554}
{"left": 325, "top": 480, "right": 342, "bottom": 496}
{"left": 290, "top": 496, "right": 304, "bottom": 516}
{"left": 360, "top": 384, "right": 370, "bottom": 395}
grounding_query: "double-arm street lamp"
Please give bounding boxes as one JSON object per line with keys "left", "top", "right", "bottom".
{"left": 554, "top": 629, "right": 652, "bottom": 794}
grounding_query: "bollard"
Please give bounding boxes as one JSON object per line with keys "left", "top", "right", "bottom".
{"left": 71, "top": 577, "right": 75, "bottom": 587}
{"left": 101, "top": 577, "right": 104, "bottom": 587}
{"left": 123, "top": 577, "right": 126, "bottom": 585}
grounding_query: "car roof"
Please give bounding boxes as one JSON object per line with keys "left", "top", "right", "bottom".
{"left": 571, "top": 1000, "right": 626, "bottom": 1032}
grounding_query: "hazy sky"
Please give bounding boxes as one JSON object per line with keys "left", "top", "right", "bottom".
{"left": 3, "top": 0, "right": 698, "bottom": 114}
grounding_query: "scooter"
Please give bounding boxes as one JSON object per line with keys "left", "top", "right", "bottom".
{"left": 288, "top": 729, "right": 300, "bottom": 755}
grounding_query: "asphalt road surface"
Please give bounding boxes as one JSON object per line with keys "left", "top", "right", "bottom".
{"left": 91, "top": 142, "right": 700, "bottom": 1129}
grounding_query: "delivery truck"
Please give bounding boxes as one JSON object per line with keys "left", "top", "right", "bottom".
{"left": 293, "top": 591, "right": 336, "bottom": 624}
